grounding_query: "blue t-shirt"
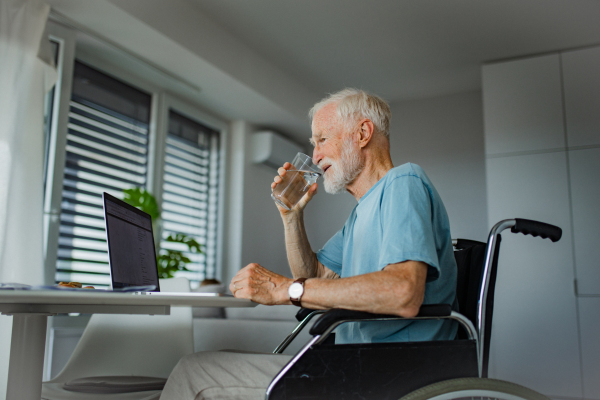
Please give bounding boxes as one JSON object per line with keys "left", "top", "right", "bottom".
{"left": 316, "top": 163, "right": 457, "bottom": 344}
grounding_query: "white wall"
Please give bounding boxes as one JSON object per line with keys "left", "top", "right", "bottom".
{"left": 389, "top": 91, "right": 488, "bottom": 241}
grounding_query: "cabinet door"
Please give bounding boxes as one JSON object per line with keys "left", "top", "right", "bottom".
{"left": 562, "top": 47, "right": 600, "bottom": 147}
{"left": 486, "top": 152, "right": 581, "bottom": 398}
{"left": 482, "top": 54, "right": 565, "bottom": 155}
{"left": 569, "top": 147, "right": 600, "bottom": 295}
{"left": 579, "top": 298, "right": 600, "bottom": 398}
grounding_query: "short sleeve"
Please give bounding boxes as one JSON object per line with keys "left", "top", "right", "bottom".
{"left": 316, "top": 228, "right": 344, "bottom": 276}
{"left": 379, "top": 175, "right": 441, "bottom": 282}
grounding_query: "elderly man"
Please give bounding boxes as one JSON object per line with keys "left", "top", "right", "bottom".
{"left": 161, "top": 89, "right": 457, "bottom": 399}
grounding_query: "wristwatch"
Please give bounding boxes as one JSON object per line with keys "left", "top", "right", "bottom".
{"left": 288, "top": 278, "right": 307, "bottom": 307}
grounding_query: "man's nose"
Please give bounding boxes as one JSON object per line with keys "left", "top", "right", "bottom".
{"left": 313, "top": 147, "right": 323, "bottom": 165}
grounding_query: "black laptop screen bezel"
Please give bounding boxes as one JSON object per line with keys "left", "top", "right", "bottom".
{"left": 102, "top": 192, "right": 161, "bottom": 292}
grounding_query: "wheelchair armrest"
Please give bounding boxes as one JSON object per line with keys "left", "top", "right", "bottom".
{"left": 308, "top": 304, "right": 452, "bottom": 336}
{"left": 295, "top": 308, "right": 324, "bottom": 322}
{"left": 273, "top": 309, "right": 329, "bottom": 354}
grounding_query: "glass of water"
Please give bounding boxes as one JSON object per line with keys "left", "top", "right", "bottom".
{"left": 271, "top": 153, "right": 323, "bottom": 210}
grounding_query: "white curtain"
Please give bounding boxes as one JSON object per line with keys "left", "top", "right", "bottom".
{"left": 0, "top": 0, "right": 56, "bottom": 395}
{"left": 0, "top": 0, "right": 56, "bottom": 284}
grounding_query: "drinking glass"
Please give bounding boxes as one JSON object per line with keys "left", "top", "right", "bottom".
{"left": 271, "top": 153, "right": 323, "bottom": 210}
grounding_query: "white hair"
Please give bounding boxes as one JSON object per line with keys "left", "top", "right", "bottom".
{"left": 309, "top": 88, "right": 392, "bottom": 138}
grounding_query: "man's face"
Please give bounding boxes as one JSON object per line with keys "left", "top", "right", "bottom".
{"left": 310, "top": 103, "right": 364, "bottom": 194}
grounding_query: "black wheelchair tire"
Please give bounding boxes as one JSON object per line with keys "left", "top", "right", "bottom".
{"left": 399, "top": 378, "right": 551, "bottom": 400}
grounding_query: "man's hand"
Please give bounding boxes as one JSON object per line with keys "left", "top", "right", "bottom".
{"left": 229, "top": 263, "right": 292, "bottom": 305}
{"left": 271, "top": 162, "right": 318, "bottom": 215}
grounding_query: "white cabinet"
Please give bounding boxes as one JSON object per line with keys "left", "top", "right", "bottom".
{"left": 482, "top": 52, "right": 592, "bottom": 398}
{"left": 482, "top": 55, "right": 566, "bottom": 155}
{"left": 486, "top": 152, "right": 581, "bottom": 397}
{"left": 569, "top": 147, "right": 600, "bottom": 295}
{"left": 562, "top": 47, "right": 600, "bottom": 147}
{"left": 579, "top": 298, "right": 600, "bottom": 398}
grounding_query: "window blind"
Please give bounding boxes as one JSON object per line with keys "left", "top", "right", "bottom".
{"left": 56, "top": 61, "right": 151, "bottom": 288}
{"left": 161, "top": 110, "right": 220, "bottom": 287}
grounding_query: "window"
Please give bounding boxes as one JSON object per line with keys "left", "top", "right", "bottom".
{"left": 56, "top": 61, "right": 151, "bottom": 287}
{"left": 161, "top": 111, "right": 220, "bottom": 283}
{"left": 43, "top": 24, "right": 227, "bottom": 289}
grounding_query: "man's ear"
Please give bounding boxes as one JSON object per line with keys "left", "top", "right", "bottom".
{"left": 357, "top": 119, "right": 375, "bottom": 148}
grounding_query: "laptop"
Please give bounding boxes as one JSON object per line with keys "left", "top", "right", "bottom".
{"left": 102, "top": 192, "right": 231, "bottom": 297}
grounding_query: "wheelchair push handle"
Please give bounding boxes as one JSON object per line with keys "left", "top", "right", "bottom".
{"left": 511, "top": 218, "right": 562, "bottom": 242}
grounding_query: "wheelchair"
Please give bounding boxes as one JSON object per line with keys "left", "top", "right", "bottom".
{"left": 266, "top": 218, "right": 562, "bottom": 400}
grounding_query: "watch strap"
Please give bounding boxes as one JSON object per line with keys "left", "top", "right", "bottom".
{"left": 290, "top": 278, "right": 307, "bottom": 307}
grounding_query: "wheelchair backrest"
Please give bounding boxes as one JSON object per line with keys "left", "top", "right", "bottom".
{"left": 454, "top": 237, "right": 501, "bottom": 378}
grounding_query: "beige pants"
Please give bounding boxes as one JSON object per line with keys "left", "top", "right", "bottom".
{"left": 159, "top": 351, "right": 292, "bottom": 400}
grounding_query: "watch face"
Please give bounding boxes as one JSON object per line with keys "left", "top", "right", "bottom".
{"left": 288, "top": 282, "right": 304, "bottom": 298}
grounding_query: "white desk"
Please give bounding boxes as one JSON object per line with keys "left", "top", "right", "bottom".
{"left": 0, "top": 290, "right": 255, "bottom": 400}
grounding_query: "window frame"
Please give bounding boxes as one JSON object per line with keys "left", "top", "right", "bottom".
{"left": 43, "top": 20, "right": 228, "bottom": 287}
{"left": 44, "top": 21, "right": 76, "bottom": 286}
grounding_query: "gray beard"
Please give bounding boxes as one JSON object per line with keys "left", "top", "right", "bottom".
{"left": 323, "top": 140, "right": 365, "bottom": 194}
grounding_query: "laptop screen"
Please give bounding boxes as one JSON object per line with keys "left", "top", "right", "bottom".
{"left": 102, "top": 192, "right": 160, "bottom": 291}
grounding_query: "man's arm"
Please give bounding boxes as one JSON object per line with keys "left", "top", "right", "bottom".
{"left": 299, "top": 261, "right": 427, "bottom": 317}
{"left": 229, "top": 260, "right": 427, "bottom": 318}
{"left": 273, "top": 163, "right": 339, "bottom": 280}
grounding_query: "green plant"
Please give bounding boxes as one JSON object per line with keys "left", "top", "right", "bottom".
{"left": 122, "top": 187, "right": 203, "bottom": 279}
{"left": 123, "top": 187, "right": 160, "bottom": 221}
{"left": 157, "top": 233, "right": 202, "bottom": 279}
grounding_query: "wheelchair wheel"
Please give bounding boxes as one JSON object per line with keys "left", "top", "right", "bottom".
{"left": 399, "top": 378, "right": 550, "bottom": 400}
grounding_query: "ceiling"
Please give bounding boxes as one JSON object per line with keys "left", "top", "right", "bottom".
{"left": 191, "top": 0, "right": 600, "bottom": 103}
{"left": 47, "top": 0, "right": 600, "bottom": 139}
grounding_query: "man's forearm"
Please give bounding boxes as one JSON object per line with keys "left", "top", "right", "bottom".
{"left": 230, "top": 261, "right": 426, "bottom": 317}
{"left": 298, "top": 261, "right": 428, "bottom": 318}
{"left": 282, "top": 212, "right": 326, "bottom": 278}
